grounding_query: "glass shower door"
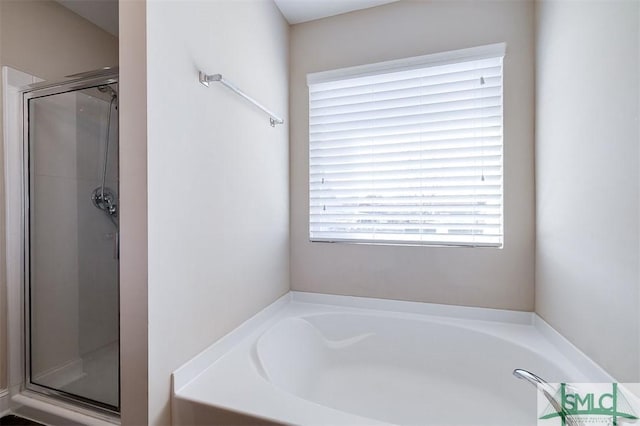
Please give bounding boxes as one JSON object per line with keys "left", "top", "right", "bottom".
{"left": 25, "top": 82, "right": 119, "bottom": 412}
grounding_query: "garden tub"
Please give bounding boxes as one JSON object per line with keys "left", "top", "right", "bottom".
{"left": 172, "top": 292, "right": 612, "bottom": 425}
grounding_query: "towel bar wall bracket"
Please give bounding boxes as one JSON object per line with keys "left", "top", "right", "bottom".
{"left": 198, "top": 71, "right": 284, "bottom": 127}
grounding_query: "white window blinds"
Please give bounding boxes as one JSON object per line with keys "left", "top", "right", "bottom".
{"left": 307, "top": 44, "right": 505, "bottom": 247}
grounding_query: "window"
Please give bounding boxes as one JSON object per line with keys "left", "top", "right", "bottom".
{"left": 307, "top": 43, "right": 505, "bottom": 247}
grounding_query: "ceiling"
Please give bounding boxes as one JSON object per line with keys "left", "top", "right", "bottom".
{"left": 56, "top": 0, "right": 118, "bottom": 37}
{"left": 273, "top": 0, "right": 399, "bottom": 24}
{"left": 56, "top": 0, "right": 400, "bottom": 34}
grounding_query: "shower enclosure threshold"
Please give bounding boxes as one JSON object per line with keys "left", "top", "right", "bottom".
{"left": 9, "top": 391, "right": 119, "bottom": 426}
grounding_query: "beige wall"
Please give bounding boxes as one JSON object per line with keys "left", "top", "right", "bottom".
{"left": 535, "top": 0, "right": 640, "bottom": 381}
{"left": 290, "top": 0, "right": 535, "bottom": 310}
{"left": 0, "top": 0, "right": 118, "bottom": 392}
{"left": 145, "top": 1, "right": 289, "bottom": 424}
{"left": 0, "top": 0, "right": 118, "bottom": 81}
{"left": 118, "top": 1, "right": 148, "bottom": 423}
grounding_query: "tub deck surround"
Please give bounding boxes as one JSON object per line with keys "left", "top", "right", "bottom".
{"left": 172, "top": 292, "right": 614, "bottom": 426}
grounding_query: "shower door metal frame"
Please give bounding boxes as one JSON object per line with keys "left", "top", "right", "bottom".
{"left": 21, "top": 70, "right": 120, "bottom": 418}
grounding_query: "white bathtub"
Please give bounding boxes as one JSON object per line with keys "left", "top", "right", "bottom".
{"left": 172, "top": 292, "right": 613, "bottom": 425}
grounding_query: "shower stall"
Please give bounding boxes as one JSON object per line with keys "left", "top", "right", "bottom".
{"left": 20, "top": 68, "right": 120, "bottom": 414}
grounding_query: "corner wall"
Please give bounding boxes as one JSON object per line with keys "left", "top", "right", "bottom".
{"left": 535, "top": 0, "right": 640, "bottom": 381}
{"left": 119, "top": 0, "right": 148, "bottom": 424}
{"left": 145, "top": 1, "right": 290, "bottom": 423}
{"left": 290, "top": 0, "right": 536, "bottom": 310}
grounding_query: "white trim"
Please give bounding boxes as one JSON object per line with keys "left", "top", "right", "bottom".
{"left": 3, "top": 66, "right": 40, "bottom": 393}
{"left": 533, "top": 314, "right": 615, "bottom": 382}
{"left": 307, "top": 42, "right": 506, "bottom": 85}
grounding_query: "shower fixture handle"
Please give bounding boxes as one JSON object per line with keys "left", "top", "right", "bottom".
{"left": 92, "top": 187, "right": 118, "bottom": 226}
